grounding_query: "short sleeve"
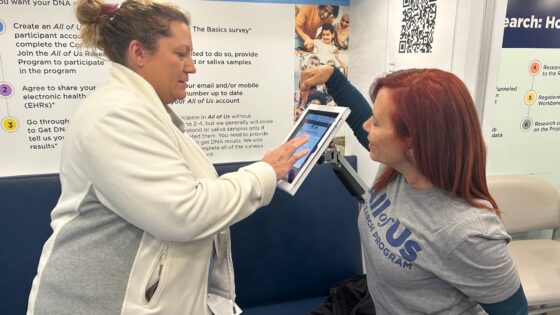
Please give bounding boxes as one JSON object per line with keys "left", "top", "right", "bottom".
{"left": 438, "top": 234, "right": 521, "bottom": 304}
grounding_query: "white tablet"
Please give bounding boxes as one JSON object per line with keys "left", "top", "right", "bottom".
{"left": 278, "top": 104, "right": 351, "bottom": 195}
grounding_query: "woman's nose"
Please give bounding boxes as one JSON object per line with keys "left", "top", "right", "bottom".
{"left": 185, "top": 58, "right": 196, "bottom": 74}
{"left": 362, "top": 117, "right": 371, "bottom": 132}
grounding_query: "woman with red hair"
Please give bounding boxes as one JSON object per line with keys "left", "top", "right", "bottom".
{"left": 300, "top": 66, "right": 528, "bottom": 314}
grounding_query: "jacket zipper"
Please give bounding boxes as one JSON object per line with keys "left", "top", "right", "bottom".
{"left": 156, "top": 244, "right": 168, "bottom": 288}
{"left": 145, "top": 244, "right": 169, "bottom": 304}
{"left": 224, "top": 232, "right": 236, "bottom": 314}
{"left": 159, "top": 244, "right": 168, "bottom": 271}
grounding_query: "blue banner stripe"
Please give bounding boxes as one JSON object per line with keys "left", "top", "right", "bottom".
{"left": 203, "top": 0, "right": 349, "bottom": 5}
{"left": 503, "top": 1, "right": 560, "bottom": 48}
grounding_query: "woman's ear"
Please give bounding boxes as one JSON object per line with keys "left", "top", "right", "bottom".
{"left": 127, "top": 40, "right": 147, "bottom": 68}
{"left": 405, "top": 138, "right": 414, "bottom": 158}
{"left": 406, "top": 147, "right": 414, "bottom": 158}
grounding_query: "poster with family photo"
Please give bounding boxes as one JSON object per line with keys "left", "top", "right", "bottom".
{"left": 294, "top": 4, "right": 350, "bottom": 154}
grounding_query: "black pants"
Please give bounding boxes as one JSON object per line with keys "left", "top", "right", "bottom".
{"left": 308, "top": 274, "right": 376, "bottom": 315}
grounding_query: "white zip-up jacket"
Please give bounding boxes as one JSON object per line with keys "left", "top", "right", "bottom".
{"left": 27, "top": 63, "right": 277, "bottom": 315}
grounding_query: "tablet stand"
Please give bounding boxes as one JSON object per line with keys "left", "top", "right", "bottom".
{"left": 320, "top": 148, "right": 369, "bottom": 204}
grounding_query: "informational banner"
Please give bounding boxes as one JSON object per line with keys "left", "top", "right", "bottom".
{"left": 385, "top": 0, "right": 457, "bottom": 72}
{"left": 293, "top": 4, "right": 350, "bottom": 154}
{"left": 0, "top": 1, "right": 348, "bottom": 177}
{"left": 488, "top": 0, "right": 560, "bottom": 180}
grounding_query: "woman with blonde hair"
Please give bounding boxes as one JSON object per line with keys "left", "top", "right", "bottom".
{"left": 27, "top": 1, "right": 307, "bottom": 314}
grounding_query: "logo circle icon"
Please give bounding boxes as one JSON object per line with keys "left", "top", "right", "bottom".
{"left": 2, "top": 117, "right": 19, "bottom": 132}
{"left": 529, "top": 60, "right": 541, "bottom": 76}
{"left": 524, "top": 90, "right": 537, "bottom": 106}
{"left": 0, "top": 19, "right": 6, "bottom": 34}
{"left": 0, "top": 82, "right": 14, "bottom": 98}
{"left": 520, "top": 117, "right": 532, "bottom": 132}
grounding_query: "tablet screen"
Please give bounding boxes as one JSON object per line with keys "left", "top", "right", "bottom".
{"left": 286, "top": 109, "right": 338, "bottom": 183}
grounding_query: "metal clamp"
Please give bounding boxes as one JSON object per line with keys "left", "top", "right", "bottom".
{"left": 320, "top": 148, "right": 369, "bottom": 204}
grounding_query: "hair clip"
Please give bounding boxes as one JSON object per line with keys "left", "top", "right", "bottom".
{"left": 101, "top": 3, "right": 119, "bottom": 17}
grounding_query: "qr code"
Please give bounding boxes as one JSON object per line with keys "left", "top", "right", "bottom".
{"left": 399, "top": 0, "right": 437, "bottom": 53}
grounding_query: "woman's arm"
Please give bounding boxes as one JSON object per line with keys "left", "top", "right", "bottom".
{"left": 300, "top": 65, "right": 371, "bottom": 148}
{"left": 479, "top": 285, "right": 528, "bottom": 315}
{"left": 436, "top": 225, "right": 528, "bottom": 315}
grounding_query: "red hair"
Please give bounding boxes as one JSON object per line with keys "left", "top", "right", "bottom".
{"left": 370, "top": 69, "right": 498, "bottom": 213}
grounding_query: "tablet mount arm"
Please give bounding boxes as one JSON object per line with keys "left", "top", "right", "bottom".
{"left": 319, "top": 148, "right": 369, "bottom": 204}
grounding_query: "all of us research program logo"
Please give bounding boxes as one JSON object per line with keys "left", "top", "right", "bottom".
{"left": 361, "top": 190, "right": 422, "bottom": 270}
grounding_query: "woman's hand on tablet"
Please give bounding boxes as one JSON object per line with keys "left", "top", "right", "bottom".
{"left": 262, "top": 135, "right": 309, "bottom": 180}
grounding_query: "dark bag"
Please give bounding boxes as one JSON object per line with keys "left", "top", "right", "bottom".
{"left": 308, "top": 274, "right": 376, "bottom": 315}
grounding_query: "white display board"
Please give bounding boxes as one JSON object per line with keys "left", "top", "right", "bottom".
{"left": 0, "top": 1, "right": 296, "bottom": 176}
{"left": 487, "top": 0, "right": 560, "bottom": 188}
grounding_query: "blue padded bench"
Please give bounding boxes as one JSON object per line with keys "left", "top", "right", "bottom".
{"left": 0, "top": 157, "right": 362, "bottom": 315}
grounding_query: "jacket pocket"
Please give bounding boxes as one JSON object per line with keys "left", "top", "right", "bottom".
{"left": 143, "top": 244, "right": 169, "bottom": 305}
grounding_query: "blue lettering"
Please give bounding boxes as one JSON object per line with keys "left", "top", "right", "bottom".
{"left": 368, "top": 189, "right": 378, "bottom": 202}
{"left": 364, "top": 190, "right": 419, "bottom": 269}
{"left": 399, "top": 240, "right": 422, "bottom": 262}
{"left": 369, "top": 191, "right": 384, "bottom": 208}
{"left": 378, "top": 215, "right": 395, "bottom": 227}
{"left": 382, "top": 247, "right": 390, "bottom": 257}
{"left": 402, "top": 260, "right": 413, "bottom": 269}
{"left": 370, "top": 193, "right": 391, "bottom": 217}
{"left": 360, "top": 203, "right": 369, "bottom": 213}
{"left": 386, "top": 219, "right": 411, "bottom": 247}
